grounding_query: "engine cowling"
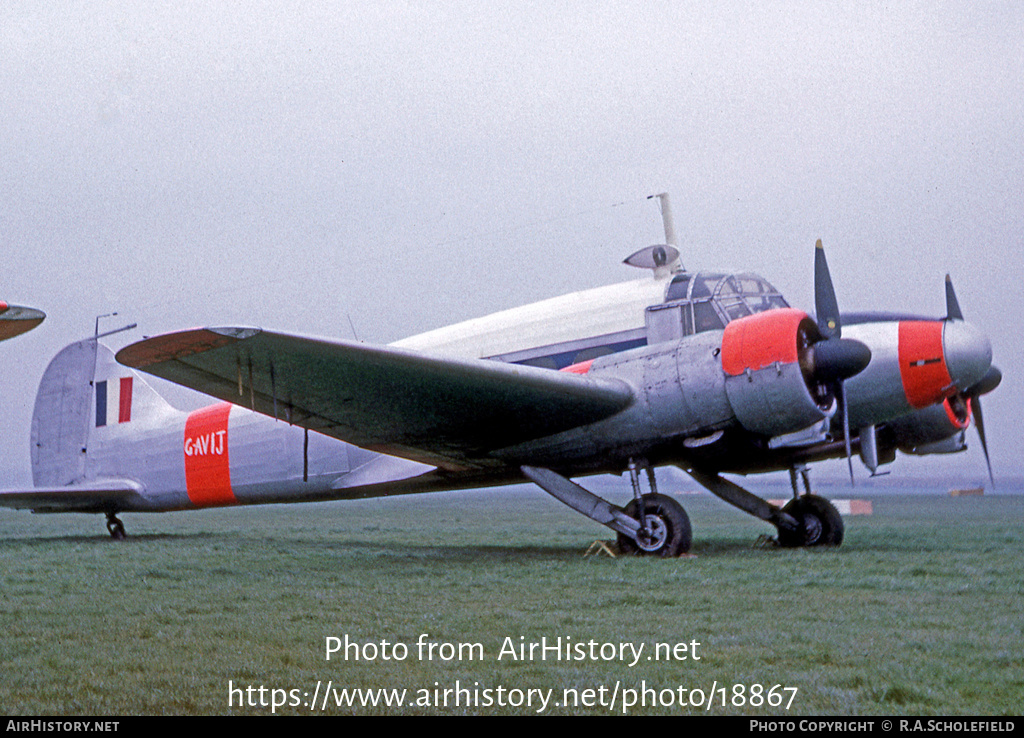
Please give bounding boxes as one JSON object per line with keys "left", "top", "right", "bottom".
{"left": 720, "top": 308, "right": 836, "bottom": 437}
{"left": 888, "top": 394, "right": 971, "bottom": 454}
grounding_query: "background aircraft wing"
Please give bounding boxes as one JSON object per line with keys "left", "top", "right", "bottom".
{"left": 117, "top": 328, "right": 634, "bottom": 470}
{"left": 0, "top": 303, "right": 45, "bottom": 341}
{"left": 0, "top": 479, "right": 147, "bottom": 513}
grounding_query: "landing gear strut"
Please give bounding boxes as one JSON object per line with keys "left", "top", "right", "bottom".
{"left": 617, "top": 459, "right": 691, "bottom": 557}
{"left": 521, "top": 463, "right": 691, "bottom": 557}
{"left": 105, "top": 513, "right": 126, "bottom": 540}
{"left": 777, "top": 466, "right": 844, "bottom": 547}
{"left": 686, "top": 466, "right": 843, "bottom": 548}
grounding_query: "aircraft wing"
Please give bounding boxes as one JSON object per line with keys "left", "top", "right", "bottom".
{"left": 117, "top": 328, "right": 634, "bottom": 470}
{"left": 0, "top": 479, "right": 147, "bottom": 513}
{"left": 0, "top": 303, "right": 45, "bottom": 341}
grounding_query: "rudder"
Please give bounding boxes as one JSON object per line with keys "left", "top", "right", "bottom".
{"left": 31, "top": 339, "right": 180, "bottom": 487}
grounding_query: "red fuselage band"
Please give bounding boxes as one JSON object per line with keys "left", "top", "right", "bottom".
{"left": 184, "top": 402, "right": 234, "bottom": 506}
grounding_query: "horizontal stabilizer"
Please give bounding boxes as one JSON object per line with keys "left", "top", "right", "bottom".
{"left": 0, "top": 479, "right": 146, "bottom": 513}
{"left": 118, "top": 327, "right": 634, "bottom": 469}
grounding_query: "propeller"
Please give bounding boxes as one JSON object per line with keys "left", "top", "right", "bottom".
{"left": 813, "top": 240, "right": 872, "bottom": 484}
{"left": 945, "top": 275, "right": 1000, "bottom": 487}
{"left": 815, "top": 241, "right": 842, "bottom": 340}
{"left": 945, "top": 274, "right": 964, "bottom": 321}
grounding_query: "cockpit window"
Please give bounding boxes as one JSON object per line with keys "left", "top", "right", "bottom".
{"left": 665, "top": 275, "right": 690, "bottom": 302}
{"left": 717, "top": 276, "right": 741, "bottom": 297}
{"left": 688, "top": 273, "right": 724, "bottom": 299}
{"left": 715, "top": 277, "right": 752, "bottom": 320}
{"left": 674, "top": 272, "right": 786, "bottom": 314}
{"left": 732, "top": 275, "right": 788, "bottom": 312}
{"left": 651, "top": 270, "right": 789, "bottom": 340}
{"left": 692, "top": 300, "right": 725, "bottom": 332}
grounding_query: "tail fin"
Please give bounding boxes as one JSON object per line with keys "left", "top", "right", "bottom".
{"left": 31, "top": 339, "right": 180, "bottom": 486}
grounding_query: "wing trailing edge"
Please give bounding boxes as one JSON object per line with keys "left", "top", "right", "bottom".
{"left": 118, "top": 327, "right": 634, "bottom": 469}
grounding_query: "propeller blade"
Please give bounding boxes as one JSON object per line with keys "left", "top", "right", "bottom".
{"left": 815, "top": 240, "right": 842, "bottom": 339}
{"left": 972, "top": 397, "right": 995, "bottom": 488}
{"left": 945, "top": 274, "right": 964, "bottom": 321}
{"left": 813, "top": 240, "right": 861, "bottom": 484}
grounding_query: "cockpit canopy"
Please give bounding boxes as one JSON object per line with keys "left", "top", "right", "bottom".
{"left": 646, "top": 272, "right": 789, "bottom": 343}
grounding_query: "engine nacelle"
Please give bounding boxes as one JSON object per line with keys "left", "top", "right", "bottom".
{"left": 888, "top": 395, "right": 971, "bottom": 454}
{"left": 720, "top": 308, "right": 833, "bottom": 437}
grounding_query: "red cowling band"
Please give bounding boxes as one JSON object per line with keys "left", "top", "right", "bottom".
{"left": 942, "top": 395, "right": 971, "bottom": 431}
{"left": 721, "top": 308, "right": 811, "bottom": 376}
{"left": 898, "top": 321, "right": 953, "bottom": 409}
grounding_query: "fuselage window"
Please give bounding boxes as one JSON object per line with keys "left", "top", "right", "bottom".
{"left": 519, "top": 356, "right": 559, "bottom": 370}
{"left": 573, "top": 345, "right": 615, "bottom": 364}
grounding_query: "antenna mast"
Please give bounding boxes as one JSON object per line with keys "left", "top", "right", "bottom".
{"left": 649, "top": 192, "right": 678, "bottom": 247}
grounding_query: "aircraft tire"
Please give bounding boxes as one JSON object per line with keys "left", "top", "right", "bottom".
{"left": 617, "top": 494, "right": 691, "bottom": 557}
{"left": 106, "top": 516, "right": 126, "bottom": 541}
{"left": 776, "top": 495, "right": 843, "bottom": 548}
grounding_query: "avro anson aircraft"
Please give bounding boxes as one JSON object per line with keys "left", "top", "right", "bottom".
{"left": 0, "top": 197, "right": 1000, "bottom": 554}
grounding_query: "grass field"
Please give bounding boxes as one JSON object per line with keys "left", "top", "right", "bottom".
{"left": 1, "top": 484, "right": 1022, "bottom": 715}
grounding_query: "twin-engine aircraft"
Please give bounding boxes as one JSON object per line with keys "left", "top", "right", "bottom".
{"left": 0, "top": 201, "right": 1000, "bottom": 554}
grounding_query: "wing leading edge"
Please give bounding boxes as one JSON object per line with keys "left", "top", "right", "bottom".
{"left": 117, "top": 328, "right": 634, "bottom": 470}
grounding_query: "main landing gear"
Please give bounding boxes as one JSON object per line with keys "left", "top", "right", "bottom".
{"left": 105, "top": 512, "right": 127, "bottom": 540}
{"left": 777, "top": 466, "right": 844, "bottom": 547}
{"left": 521, "top": 461, "right": 691, "bottom": 557}
{"left": 687, "top": 465, "right": 843, "bottom": 548}
{"left": 617, "top": 460, "right": 691, "bottom": 556}
{"left": 616, "top": 494, "right": 690, "bottom": 556}
{"left": 521, "top": 461, "right": 843, "bottom": 554}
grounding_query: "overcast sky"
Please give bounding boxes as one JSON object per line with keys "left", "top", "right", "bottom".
{"left": 2, "top": 3, "right": 1021, "bottom": 487}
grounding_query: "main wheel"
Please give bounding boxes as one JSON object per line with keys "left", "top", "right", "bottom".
{"left": 617, "top": 494, "right": 691, "bottom": 557}
{"left": 776, "top": 494, "right": 843, "bottom": 547}
{"left": 106, "top": 516, "right": 126, "bottom": 541}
